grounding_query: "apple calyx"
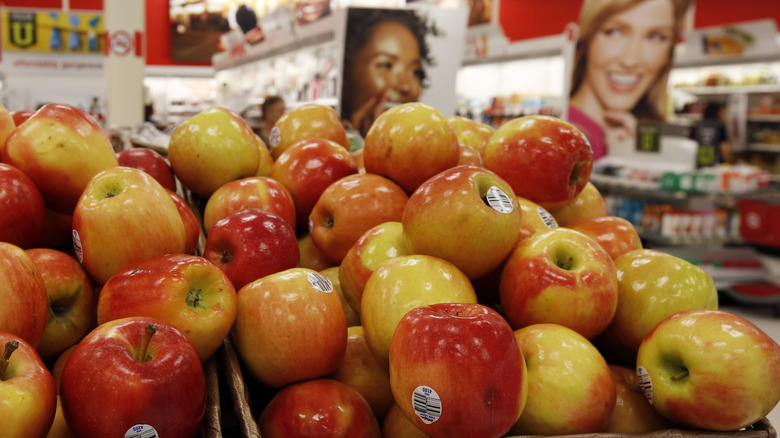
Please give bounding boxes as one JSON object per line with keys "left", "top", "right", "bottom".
{"left": 137, "top": 324, "right": 158, "bottom": 362}
{"left": 186, "top": 288, "right": 206, "bottom": 309}
{"left": 569, "top": 162, "right": 582, "bottom": 187}
{"left": 554, "top": 250, "right": 576, "bottom": 271}
{"left": 669, "top": 368, "right": 690, "bottom": 382}
{"left": 0, "top": 340, "right": 19, "bottom": 381}
{"left": 219, "top": 250, "right": 234, "bottom": 264}
{"left": 325, "top": 215, "right": 334, "bottom": 229}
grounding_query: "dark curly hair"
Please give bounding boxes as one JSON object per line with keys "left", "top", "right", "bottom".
{"left": 341, "top": 8, "right": 441, "bottom": 117}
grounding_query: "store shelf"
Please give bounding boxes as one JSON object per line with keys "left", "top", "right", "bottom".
{"left": 639, "top": 230, "right": 743, "bottom": 247}
{"left": 673, "top": 84, "right": 780, "bottom": 96}
{"left": 749, "top": 115, "right": 780, "bottom": 122}
{"left": 748, "top": 143, "right": 780, "bottom": 152}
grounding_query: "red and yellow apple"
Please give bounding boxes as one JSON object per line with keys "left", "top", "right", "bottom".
{"left": 550, "top": 182, "right": 607, "bottom": 227}
{"left": 0, "top": 242, "right": 48, "bottom": 349}
{"left": 568, "top": 216, "right": 643, "bottom": 260}
{"left": 0, "top": 163, "right": 46, "bottom": 249}
{"left": 202, "top": 175, "right": 296, "bottom": 233}
{"left": 268, "top": 103, "right": 350, "bottom": 160}
{"left": 115, "top": 147, "right": 177, "bottom": 192}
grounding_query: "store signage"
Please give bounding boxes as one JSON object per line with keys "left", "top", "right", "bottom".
{"left": 1, "top": 9, "right": 104, "bottom": 54}
{"left": 105, "top": 29, "right": 143, "bottom": 57}
{"left": 1, "top": 51, "right": 103, "bottom": 74}
{"left": 635, "top": 122, "right": 661, "bottom": 154}
{"left": 682, "top": 19, "right": 778, "bottom": 61}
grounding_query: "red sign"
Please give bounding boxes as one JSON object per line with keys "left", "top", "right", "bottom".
{"left": 105, "top": 30, "right": 142, "bottom": 57}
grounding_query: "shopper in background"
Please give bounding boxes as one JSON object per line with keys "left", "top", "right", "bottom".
{"left": 692, "top": 101, "right": 733, "bottom": 167}
{"left": 259, "top": 95, "right": 286, "bottom": 147}
{"left": 568, "top": 0, "right": 691, "bottom": 160}
{"left": 340, "top": 8, "right": 439, "bottom": 138}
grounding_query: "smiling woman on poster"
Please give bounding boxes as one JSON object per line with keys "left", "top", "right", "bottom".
{"left": 340, "top": 8, "right": 440, "bottom": 138}
{"left": 568, "top": 0, "right": 691, "bottom": 160}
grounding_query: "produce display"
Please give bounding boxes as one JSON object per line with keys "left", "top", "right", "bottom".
{"left": 0, "top": 101, "right": 778, "bottom": 438}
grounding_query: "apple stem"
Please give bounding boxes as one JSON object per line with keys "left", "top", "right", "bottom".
{"left": 140, "top": 324, "right": 157, "bottom": 362}
{"left": 0, "top": 340, "right": 19, "bottom": 381}
{"left": 670, "top": 370, "right": 689, "bottom": 381}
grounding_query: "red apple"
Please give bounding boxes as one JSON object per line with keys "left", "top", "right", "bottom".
{"left": 0, "top": 103, "right": 17, "bottom": 154}
{"left": 568, "top": 216, "right": 643, "bottom": 260}
{"left": 26, "top": 248, "right": 95, "bottom": 361}
{"left": 2, "top": 103, "right": 118, "bottom": 214}
{"left": 267, "top": 103, "right": 350, "bottom": 160}
{"left": 0, "top": 162, "right": 46, "bottom": 249}
{"left": 0, "top": 332, "right": 57, "bottom": 438}
{"left": 604, "top": 364, "right": 673, "bottom": 433}
{"left": 382, "top": 403, "right": 430, "bottom": 438}
{"left": 338, "top": 221, "right": 411, "bottom": 314}
{"left": 389, "top": 303, "right": 527, "bottom": 438}
{"left": 457, "top": 142, "right": 483, "bottom": 167}
{"left": 550, "top": 182, "right": 607, "bottom": 227}
{"left": 97, "top": 254, "right": 238, "bottom": 362}
{"left": 0, "top": 242, "right": 48, "bottom": 348}
{"left": 203, "top": 208, "right": 299, "bottom": 291}
{"left": 500, "top": 227, "right": 618, "bottom": 339}
{"left": 483, "top": 115, "right": 593, "bottom": 210}
{"left": 271, "top": 137, "right": 358, "bottom": 226}
{"left": 168, "top": 106, "right": 262, "bottom": 198}
{"left": 230, "top": 267, "right": 347, "bottom": 388}
{"left": 353, "top": 148, "right": 365, "bottom": 174}
{"left": 298, "top": 232, "right": 336, "bottom": 271}
{"left": 328, "top": 325, "right": 394, "bottom": 420}
{"left": 516, "top": 196, "right": 558, "bottom": 242}
{"left": 402, "top": 165, "right": 522, "bottom": 279}
{"left": 202, "top": 176, "right": 296, "bottom": 234}
{"left": 51, "top": 344, "right": 78, "bottom": 393}
{"left": 115, "top": 147, "right": 177, "bottom": 192}
{"left": 254, "top": 133, "right": 274, "bottom": 177}
{"left": 310, "top": 173, "right": 408, "bottom": 264}
{"left": 167, "top": 189, "right": 201, "bottom": 255}
{"left": 363, "top": 102, "right": 459, "bottom": 194}
{"left": 257, "top": 378, "right": 382, "bottom": 437}
{"left": 320, "top": 266, "right": 361, "bottom": 327}
{"left": 447, "top": 115, "right": 495, "bottom": 156}
{"left": 10, "top": 109, "right": 35, "bottom": 126}
{"left": 72, "top": 166, "right": 187, "bottom": 285}
{"left": 43, "top": 207, "right": 74, "bottom": 251}
{"left": 60, "top": 317, "right": 206, "bottom": 438}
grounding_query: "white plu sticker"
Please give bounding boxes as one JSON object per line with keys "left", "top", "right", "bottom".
{"left": 71, "top": 229, "right": 84, "bottom": 263}
{"left": 486, "top": 186, "right": 514, "bottom": 214}
{"left": 269, "top": 126, "right": 281, "bottom": 148}
{"left": 637, "top": 366, "right": 653, "bottom": 405}
{"left": 412, "top": 385, "right": 442, "bottom": 424}
{"left": 307, "top": 272, "right": 333, "bottom": 293}
{"left": 124, "top": 424, "right": 158, "bottom": 438}
{"left": 537, "top": 206, "right": 558, "bottom": 229}
{"left": 308, "top": 217, "right": 314, "bottom": 234}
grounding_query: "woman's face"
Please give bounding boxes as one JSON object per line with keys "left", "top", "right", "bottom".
{"left": 583, "top": 0, "right": 675, "bottom": 112}
{"left": 348, "top": 21, "right": 423, "bottom": 113}
{"left": 295, "top": 0, "right": 329, "bottom": 24}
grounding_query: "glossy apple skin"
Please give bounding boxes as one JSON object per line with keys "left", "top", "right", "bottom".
{"left": 328, "top": 326, "right": 394, "bottom": 420}
{"left": 320, "top": 267, "right": 361, "bottom": 327}
{"left": 203, "top": 176, "right": 296, "bottom": 234}
{"left": 168, "top": 106, "right": 261, "bottom": 198}
{"left": 2, "top": 103, "right": 118, "bottom": 214}
{"left": 500, "top": 227, "right": 618, "bottom": 339}
{"left": 390, "top": 303, "right": 527, "bottom": 438}
{"left": 361, "top": 254, "right": 478, "bottom": 362}
{"left": 363, "top": 102, "right": 459, "bottom": 194}
{"left": 60, "top": 317, "right": 206, "bottom": 438}
{"left": 447, "top": 115, "right": 495, "bottom": 156}
{"left": 550, "top": 182, "right": 607, "bottom": 227}
{"left": 271, "top": 137, "right": 358, "bottom": 226}
{"left": 0, "top": 332, "right": 57, "bottom": 438}
{"left": 72, "top": 166, "right": 187, "bottom": 285}
{"left": 26, "top": 248, "right": 95, "bottom": 361}
{"left": 637, "top": 309, "right": 780, "bottom": 431}
{"left": 457, "top": 142, "right": 483, "bottom": 166}
{"left": 600, "top": 249, "right": 718, "bottom": 353}
{"left": 115, "top": 147, "right": 177, "bottom": 192}
{"left": 483, "top": 115, "right": 593, "bottom": 210}
{"left": 97, "top": 254, "right": 237, "bottom": 362}
{"left": 231, "top": 268, "right": 348, "bottom": 388}
{"left": 268, "top": 103, "right": 350, "bottom": 160}
{"left": 516, "top": 196, "right": 558, "bottom": 242}
{"left": 382, "top": 403, "right": 430, "bottom": 438}
{"left": 338, "top": 221, "right": 410, "bottom": 314}
{"left": 203, "top": 208, "right": 299, "bottom": 291}
{"left": 254, "top": 134, "right": 274, "bottom": 177}
{"left": 10, "top": 109, "right": 34, "bottom": 126}
{"left": 258, "top": 378, "right": 382, "bottom": 438}
{"left": 511, "top": 323, "right": 616, "bottom": 435}
{"left": 0, "top": 163, "right": 46, "bottom": 249}
{"left": 298, "top": 233, "right": 336, "bottom": 271}
{"left": 167, "top": 189, "right": 201, "bottom": 255}
{"left": 604, "top": 364, "right": 672, "bottom": 433}
{"left": 403, "top": 165, "right": 522, "bottom": 279}
{"left": 0, "top": 243, "right": 48, "bottom": 348}
{"left": 310, "top": 173, "right": 408, "bottom": 264}
{"left": 568, "top": 216, "right": 643, "bottom": 260}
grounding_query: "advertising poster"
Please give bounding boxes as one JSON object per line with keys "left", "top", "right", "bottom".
{"left": 337, "top": 6, "right": 468, "bottom": 137}
{"left": 566, "top": 0, "right": 693, "bottom": 162}
{"left": 1, "top": 9, "right": 104, "bottom": 54}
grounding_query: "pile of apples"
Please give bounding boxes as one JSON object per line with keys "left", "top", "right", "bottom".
{"left": 1, "top": 100, "right": 779, "bottom": 438}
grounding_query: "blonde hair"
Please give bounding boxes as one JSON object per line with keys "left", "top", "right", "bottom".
{"left": 571, "top": 0, "right": 691, "bottom": 120}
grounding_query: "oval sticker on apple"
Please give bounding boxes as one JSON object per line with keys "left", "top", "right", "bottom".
{"left": 486, "top": 186, "right": 514, "bottom": 214}
{"left": 307, "top": 272, "right": 333, "bottom": 293}
{"left": 537, "top": 206, "right": 558, "bottom": 228}
{"left": 637, "top": 366, "right": 654, "bottom": 405}
{"left": 412, "top": 385, "right": 442, "bottom": 424}
{"left": 269, "top": 126, "right": 281, "bottom": 148}
{"left": 72, "top": 229, "right": 84, "bottom": 263}
{"left": 124, "top": 424, "right": 158, "bottom": 438}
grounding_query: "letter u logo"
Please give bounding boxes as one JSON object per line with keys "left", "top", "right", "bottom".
{"left": 9, "top": 14, "right": 36, "bottom": 48}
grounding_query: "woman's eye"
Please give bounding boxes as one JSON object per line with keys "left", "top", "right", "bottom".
{"left": 413, "top": 68, "right": 426, "bottom": 82}
{"left": 603, "top": 27, "right": 623, "bottom": 37}
{"left": 648, "top": 31, "right": 669, "bottom": 43}
{"left": 376, "top": 62, "right": 394, "bottom": 71}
